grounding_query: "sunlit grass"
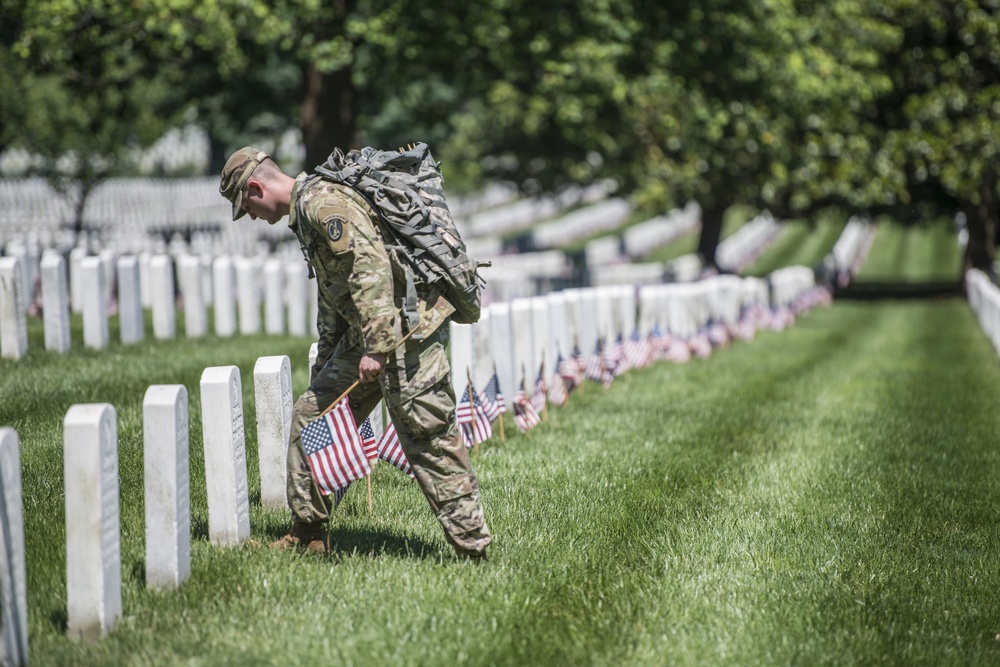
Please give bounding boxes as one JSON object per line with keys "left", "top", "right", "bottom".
{"left": 742, "top": 215, "right": 847, "bottom": 276}
{"left": 3, "top": 299, "right": 1000, "bottom": 665}
{"left": 857, "top": 221, "right": 962, "bottom": 282}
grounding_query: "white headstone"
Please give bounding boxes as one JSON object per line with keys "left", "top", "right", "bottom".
{"left": 449, "top": 322, "right": 474, "bottom": 400}
{"left": 0, "top": 258, "right": 28, "bottom": 360}
{"left": 616, "top": 285, "right": 636, "bottom": 337}
{"left": 177, "top": 256, "right": 207, "bottom": 338}
{"left": 200, "top": 255, "right": 214, "bottom": 307}
{"left": 576, "top": 288, "right": 600, "bottom": 357}
{"left": 253, "top": 356, "right": 292, "bottom": 508}
{"left": 547, "top": 292, "right": 571, "bottom": 361}
{"left": 595, "top": 286, "right": 618, "bottom": 343}
{"left": 143, "top": 385, "right": 191, "bottom": 590}
{"left": 138, "top": 252, "right": 152, "bottom": 308}
{"left": 81, "top": 257, "right": 109, "bottom": 350}
{"left": 471, "top": 310, "right": 492, "bottom": 388}
{"left": 562, "top": 288, "right": 583, "bottom": 353}
{"left": 3, "top": 245, "right": 31, "bottom": 316}
{"left": 117, "top": 256, "right": 144, "bottom": 345}
{"left": 263, "top": 259, "right": 285, "bottom": 335}
{"left": 530, "top": 296, "right": 553, "bottom": 378}
{"left": 510, "top": 298, "right": 535, "bottom": 388}
{"left": 367, "top": 401, "right": 385, "bottom": 439}
{"left": 64, "top": 404, "right": 121, "bottom": 641}
{"left": 487, "top": 302, "right": 515, "bottom": 403}
{"left": 41, "top": 254, "right": 71, "bottom": 353}
{"left": 285, "top": 262, "right": 308, "bottom": 336}
{"left": 98, "top": 249, "right": 117, "bottom": 309}
{"left": 212, "top": 256, "right": 236, "bottom": 337}
{"left": 69, "top": 248, "right": 87, "bottom": 314}
{"left": 236, "top": 258, "right": 261, "bottom": 335}
{"left": 308, "top": 342, "right": 319, "bottom": 374}
{"left": 199, "top": 366, "right": 251, "bottom": 546}
{"left": 149, "top": 255, "right": 176, "bottom": 340}
{"left": 0, "top": 429, "right": 28, "bottom": 665}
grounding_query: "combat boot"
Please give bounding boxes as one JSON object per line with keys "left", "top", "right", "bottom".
{"left": 269, "top": 522, "right": 327, "bottom": 555}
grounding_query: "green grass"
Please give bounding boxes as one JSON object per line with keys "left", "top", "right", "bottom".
{"left": 742, "top": 215, "right": 848, "bottom": 276}
{"left": 4, "top": 299, "right": 1000, "bottom": 665}
{"left": 857, "top": 221, "right": 963, "bottom": 282}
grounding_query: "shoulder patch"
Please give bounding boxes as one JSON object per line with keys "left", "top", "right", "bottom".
{"left": 327, "top": 216, "right": 345, "bottom": 242}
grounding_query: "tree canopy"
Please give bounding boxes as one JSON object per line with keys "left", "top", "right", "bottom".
{"left": 3, "top": 0, "right": 999, "bottom": 272}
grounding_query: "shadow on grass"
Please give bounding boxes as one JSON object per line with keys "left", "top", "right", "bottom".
{"left": 835, "top": 280, "right": 962, "bottom": 300}
{"left": 326, "top": 526, "right": 440, "bottom": 560}
{"left": 254, "top": 521, "right": 441, "bottom": 560}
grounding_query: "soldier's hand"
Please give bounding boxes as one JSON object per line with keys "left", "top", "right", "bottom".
{"left": 358, "top": 353, "right": 386, "bottom": 382}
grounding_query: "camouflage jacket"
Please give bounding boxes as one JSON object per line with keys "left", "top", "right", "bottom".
{"left": 288, "top": 173, "right": 455, "bottom": 369}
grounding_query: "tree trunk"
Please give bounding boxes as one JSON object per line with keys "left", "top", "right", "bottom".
{"left": 300, "top": 63, "right": 356, "bottom": 169}
{"left": 962, "top": 177, "right": 997, "bottom": 281}
{"left": 697, "top": 201, "right": 730, "bottom": 271}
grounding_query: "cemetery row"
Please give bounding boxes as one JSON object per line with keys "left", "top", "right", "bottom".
{"left": 0, "top": 261, "right": 829, "bottom": 658}
{"left": 0, "top": 231, "right": 820, "bottom": 365}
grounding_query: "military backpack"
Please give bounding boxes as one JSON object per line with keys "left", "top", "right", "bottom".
{"left": 301, "top": 142, "right": 486, "bottom": 329}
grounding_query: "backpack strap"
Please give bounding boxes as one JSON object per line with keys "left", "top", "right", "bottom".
{"left": 293, "top": 175, "right": 325, "bottom": 279}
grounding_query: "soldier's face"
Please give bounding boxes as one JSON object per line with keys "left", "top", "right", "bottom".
{"left": 242, "top": 183, "right": 282, "bottom": 224}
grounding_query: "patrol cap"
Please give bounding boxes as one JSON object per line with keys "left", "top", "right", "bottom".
{"left": 219, "top": 147, "right": 270, "bottom": 220}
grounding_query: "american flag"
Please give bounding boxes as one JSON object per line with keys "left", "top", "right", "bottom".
{"left": 457, "top": 384, "right": 493, "bottom": 448}
{"left": 607, "top": 333, "right": 627, "bottom": 377}
{"left": 359, "top": 417, "right": 378, "bottom": 461}
{"left": 513, "top": 378, "right": 540, "bottom": 434}
{"left": 531, "top": 362, "right": 547, "bottom": 414}
{"left": 624, "top": 329, "right": 653, "bottom": 370}
{"left": 479, "top": 372, "right": 506, "bottom": 420}
{"left": 548, "top": 355, "right": 568, "bottom": 406}
{"left": 558, "top": 348, "right": 581, "bottom": 393}
{"left": 585, "top": 340, "right": 614, "bottom": 387}
{"left": 572, "top": 341, "right": 587, "bottom": 375}
{"left": 300, "top": 397, "right": 372, "bottom": 496}
{"left": 333, "top": 484, "right": 350, "bottom": 507}
{"left": 376, "top": 422, "right": 414, "bottom": 478}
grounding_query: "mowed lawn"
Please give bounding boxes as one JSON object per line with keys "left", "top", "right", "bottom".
{"left": 742, "top": 216, "right": 847, "bottom": 277}
{"left": 858, "top": 222, "right": 963, "bottom": 283}
{"left": 3, "top": 297, "right": 1000, "bottom": 665}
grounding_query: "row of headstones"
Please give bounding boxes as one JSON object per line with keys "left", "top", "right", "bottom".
{"left": 0, "top": 174, "right": 524, "bottom": 246}
{"left": 966, "top": 269, "right": 1000, "bottom": 355}
{"left": 0, "top": 253, "right": 319, "bottom": 360}
{"left": 621, "top": 202, "right": 702, "bottom": 259}
{"left": 0, "top": 354, "right": 359, "bottom": 650}
{"left": 583, "top": 202, "right": 703, "bottom": 277}
{"left": 830, "top": 216, "right": 876, "bottom": 287}
{"left": 459, "top": 181, "right": 613, "bottom": 238}
{"left": 448, "top": 273, "right": 810, "bottom": 401}
{"left": 530, "top": 198, "right": 633, "bottom": 250}
{"left": 715, "top": 211, "right": 783, "bottom": 273}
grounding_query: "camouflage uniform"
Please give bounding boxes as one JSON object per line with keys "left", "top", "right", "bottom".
{"left": 223, "top": 150, "right": 490, "bottom": 557}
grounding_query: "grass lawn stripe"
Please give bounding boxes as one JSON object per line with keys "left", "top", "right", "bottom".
{"left": 5, "top": 299, "right": 1000, "bottom": 664}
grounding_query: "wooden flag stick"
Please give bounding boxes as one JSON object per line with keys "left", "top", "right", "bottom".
{"left": 493, "top": 362, "right": 506, "bottom": 444}
{"left": 540, "top": 356, "right": 549, "bottom": 423}
{"left": 367, "top": 474, "right": 373, "bottom": 514}
{"left": 466, "top": 367, "right": 480, "bottom": 456}
{"left": 318, "top": 327, "right": 419, "bottom": 418}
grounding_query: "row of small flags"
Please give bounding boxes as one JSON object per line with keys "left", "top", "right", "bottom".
{"left": 300, "top": 290, "right": 833, "bottom": 504}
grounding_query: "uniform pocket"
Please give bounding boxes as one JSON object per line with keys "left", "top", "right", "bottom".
{"left": 434, "top": 473, "right": 473, "bottom": 503}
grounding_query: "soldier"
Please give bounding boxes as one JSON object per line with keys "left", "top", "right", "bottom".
{"left": 219, "top": 147, "right": 491, "bottom": 559}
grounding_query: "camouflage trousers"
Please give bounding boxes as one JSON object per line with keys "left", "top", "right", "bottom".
{"left": 287, "top": 325, "right": 491, "bottom": 556}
